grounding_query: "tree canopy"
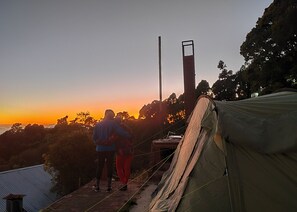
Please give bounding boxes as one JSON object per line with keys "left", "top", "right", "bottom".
{"left": 43, "top": 130, "right": 95, "bottom": 195}
{"left": 195, "top": 80, "right": 210, "bottom": 98}
{"left": 240, "top": 0, "right": 297, "bottom": 93}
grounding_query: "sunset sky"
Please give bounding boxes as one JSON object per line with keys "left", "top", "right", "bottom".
{"left": 0, "top": 0, "right": 272, "bottom": 125}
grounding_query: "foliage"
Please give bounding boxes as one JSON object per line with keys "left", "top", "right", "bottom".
{"left": 57, "top": 116, "right": 68, "bottom": 125}
{"left": 212, "top": 61, "right": 250, "bottom": 100}
{"left": 164, "top": 93, "right": 185, "bottom": 124}
{"left": 240, "top": 0, "right": 297, "bottom": 93}
{"left": 131, "top": 93, "right": 187, "bottom": 171}
{"left": 212, "top": 61, "right": 237, "bottom": 100}
{"left": 10, "top": 123, "right": 23, "bottom": 133}
{"left": 139, "top": 100, "right": 162, "bottom": 120}
{"left": 195, "top": 80, "right": 210, "bottom": 98}
{"left": 116, "top": 111, "right": 134, "bottom": 120}
{"left": 69, "top": 112, "right": 97, "bottom": 128}
{"left": 43, "top": 129, "right": 96, "bottom": 195}
{"left": 0, "top": 123, "right": 48, "bottom": 170}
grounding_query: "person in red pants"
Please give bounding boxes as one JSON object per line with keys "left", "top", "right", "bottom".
{"left": 113, "top": 117, "right": 133, "bottom": 191}
{"left": 116, "top": 139, "right": 133, "bottom": 191}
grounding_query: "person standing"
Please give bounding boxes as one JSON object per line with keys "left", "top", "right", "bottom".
{"left": 114, "top": 117, "right": 133, "bottom": 191}
{"left": 93, "top": 109, "right": 130, "bottom": 192}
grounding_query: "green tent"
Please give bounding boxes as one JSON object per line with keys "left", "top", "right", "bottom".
{"left": 150, "top": 91, "right": 297, "bottom": 212}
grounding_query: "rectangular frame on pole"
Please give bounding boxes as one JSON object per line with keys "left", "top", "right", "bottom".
{"left": 182, "top": 40, "right": 196, "bottom": 118}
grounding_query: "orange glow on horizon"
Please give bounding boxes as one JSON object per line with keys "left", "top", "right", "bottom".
{"left": 0, "top": 99, "right": 144, "bottom": 126}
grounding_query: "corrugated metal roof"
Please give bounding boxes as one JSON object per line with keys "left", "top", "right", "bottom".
{"left": 0, "top": 164, "right": 58, "bottom": 212}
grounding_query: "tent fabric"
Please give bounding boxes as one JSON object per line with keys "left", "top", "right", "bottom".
{"left": 225, "top": 142, "right": 297, "bottom": 212}
{"left": 149, "top": 91, "right": 297, "bottom": 212}
{"left": 177, "top": 138, "right": 230, "bottom": 212}
{"left": 150, "top": 97, "right": 215, "bottom": 211}
{"left": 215, "top": 91, "right": 297, "bottom": 153}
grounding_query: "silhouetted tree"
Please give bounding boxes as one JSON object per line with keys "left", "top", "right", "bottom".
{"left": 234, "top": 66, "right": 250, "bottom": 99}
{"left": 44, "top": 130, "right": 95, "bottom": 195}
{"left": 165, "top": 93, "right": 185, "bottom": 124}
{"left": 116, "top": 111, "right": 131, "bottom": 120}
{"left": 195, "top": 80, "right": 210, "bottom": 98}
{"left": 24, "top": 124, "right": 45, "bottom": 143}
{"left": 240, "top": 0, "right": 297, "bottom": 94}
{"left": 212, "top": 61, "right": 238, "bottom": 100}
{"left": 10, "top": 123, "right": 23, "bottom": 134}
{"left": 75, "top": 112, "right": 96, "bottom": 128}
{"left": 139, "top": 100, "right": 162, "bottom": 120}
{"left": 57, "top": 116, "right": 68, "bottom": 125}
{"left": 0, "top": 123, "right": 50, "bottom": 170}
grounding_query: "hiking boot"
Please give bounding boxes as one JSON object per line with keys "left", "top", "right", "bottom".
{"left": 119, "top": 185, "right": 127, "bottom": 191}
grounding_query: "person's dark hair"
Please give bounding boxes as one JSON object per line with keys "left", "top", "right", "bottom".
{"left": 104, "top": 109, "right": 115, "bottom": 120}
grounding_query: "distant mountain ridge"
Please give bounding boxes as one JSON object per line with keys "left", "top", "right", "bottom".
{"left": 0, "top": 124, "right": 55, "bottom": 135}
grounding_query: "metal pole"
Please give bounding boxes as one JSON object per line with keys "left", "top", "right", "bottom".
{"left": 158, "top": 36, "right": 162, "bottom": 102}
{"left": 158, "top": 36, "right": 164, "bottom": 137}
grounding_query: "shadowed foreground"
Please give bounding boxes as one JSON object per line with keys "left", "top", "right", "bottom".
{"left": 43, "top": 179, "right": 145, "bottom": 212}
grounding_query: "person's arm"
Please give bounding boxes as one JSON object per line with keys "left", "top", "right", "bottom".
{"left": 113, "top": 122, "right": 131, "bottom": 139}
{"left": 93, "top": 124, "right": 106, "bottom": 145}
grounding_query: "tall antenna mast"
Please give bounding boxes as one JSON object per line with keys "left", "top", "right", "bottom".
{"left": 158, "top": 36, "right": 164, "bottom": 136}
{"left": 158, "top": 36, "right": 162, "bottom": 102}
